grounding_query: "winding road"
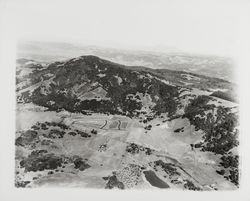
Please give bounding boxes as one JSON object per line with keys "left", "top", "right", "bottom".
{"left": 100, "top": 120, "right": 107, "bottom": 129}
{"left": 118, "top": 120, "right": 121, "bottom": 130}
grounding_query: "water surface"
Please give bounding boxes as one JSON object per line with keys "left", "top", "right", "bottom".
{"left": 143, "top": 170, "right": 169, "bottom": 188}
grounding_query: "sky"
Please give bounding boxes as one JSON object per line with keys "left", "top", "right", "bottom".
{"left": 1, "top": 0, "right": 249, "bottom": 56}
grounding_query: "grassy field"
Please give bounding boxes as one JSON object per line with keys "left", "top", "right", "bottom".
{"left": 15, "top": 103, "right": 236, "bottom": 190}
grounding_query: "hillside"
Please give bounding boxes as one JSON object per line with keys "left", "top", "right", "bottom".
{"left": 15, "top": 55, "right": 239, "bottom": 190}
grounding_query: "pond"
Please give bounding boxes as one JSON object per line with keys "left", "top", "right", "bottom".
{"left": 143, "top": 170, "right": 170, "bottom": 188}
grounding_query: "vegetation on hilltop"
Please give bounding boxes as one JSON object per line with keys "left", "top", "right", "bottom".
{"left": 19, "top": 56, "right": 180, "bottom": 118}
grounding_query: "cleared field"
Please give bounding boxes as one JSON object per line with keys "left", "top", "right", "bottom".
{"left": 120, "top": 122, "right": 128, "bottom": 129}
{"left": 109, "top": 121, "right": 118, "bottom": 129}
{"left": 61, "top": 113, "right": 131, "bottom": 132}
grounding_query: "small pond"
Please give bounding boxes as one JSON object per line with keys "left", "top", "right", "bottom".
{"left": 143, "top": 170, "right": 169, "bottom": 188}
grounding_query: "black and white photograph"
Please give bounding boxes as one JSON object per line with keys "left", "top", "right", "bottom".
{"left": 0, "top": 0, "right": 250, "bottom": 200}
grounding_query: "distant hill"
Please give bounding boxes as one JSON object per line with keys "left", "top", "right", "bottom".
{"left": 17, "top": 41, "right": 235, "bottom": 81}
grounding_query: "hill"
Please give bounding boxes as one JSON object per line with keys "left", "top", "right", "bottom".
{"left": 15, "top": 55, "right": 239, "bottom": 189}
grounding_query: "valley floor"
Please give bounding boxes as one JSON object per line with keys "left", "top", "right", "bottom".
{"left": 15, "top": 103, "right": 236, "bottom": 190}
